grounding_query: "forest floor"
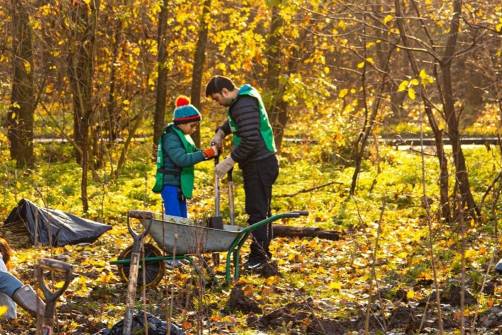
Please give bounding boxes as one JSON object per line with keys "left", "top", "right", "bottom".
{"left": 0, "top": 141, "right": 501, "bottom": 334}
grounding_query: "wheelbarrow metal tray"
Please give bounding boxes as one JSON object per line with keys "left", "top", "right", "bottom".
{"left": 142, "top": 218, "right": 243, "bottom": 255}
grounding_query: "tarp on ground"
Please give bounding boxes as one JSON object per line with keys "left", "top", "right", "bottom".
{"left": 2, "top": 199, "right": 112, "bottom": 246}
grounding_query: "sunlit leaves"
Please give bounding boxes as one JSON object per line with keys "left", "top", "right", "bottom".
{"left": 0, "top": 305, "right": 8, "bottom": 317}
{"left": 407, "top": 88, "right": 416, "bottom": 100}
{"left": 383, "top": 14, "right": 393, "bottom": 25}
{"left": 419, "top": 69, "right": 434, "bottom": 85}
{"left": 398, "top": 80, "right": 409, "bottom": 92}
{"left": 398, "top": 75, "right": 424, "bottom": 100}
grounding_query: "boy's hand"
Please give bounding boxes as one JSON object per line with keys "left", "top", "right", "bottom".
{"left": 203, "top": 146, "right": 218, "bottom": 159}
{"left": 210, "top": 128, "right": 225, "bottom": 148}
{"left": 215, "top": 156, "right": 235, "bottom": 178}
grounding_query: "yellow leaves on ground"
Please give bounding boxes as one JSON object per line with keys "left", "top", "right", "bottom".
{"left": 97, "top": 271, "right": 118, "bottom": 284}
{"left": 329, "top": 281, "right": 342, "bottom": 290}
{"left": 265, "top": 275, "right": 279, "bottom": 286}
{"left": 383, "top": 15, "right": 394, "bottom": 25}
{"left": 0, "top": 305, "right": 8, "bottom": 317}
{"left": 73, "top": 275, "right": 91, "bottom": 297}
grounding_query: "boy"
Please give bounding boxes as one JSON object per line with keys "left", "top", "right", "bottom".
{"left": 153, "top": 96, "right": 217, "bottom": 217}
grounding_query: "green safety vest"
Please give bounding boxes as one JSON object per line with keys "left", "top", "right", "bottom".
{"left": 152, "top": 124, "right": 197, "bottom": 199}
{"left": 227, "top": 84, "right": 277, "bottom": 153}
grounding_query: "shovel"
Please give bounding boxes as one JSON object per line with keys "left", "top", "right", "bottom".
{"left": 123, "top": 214, "right": 152, "bottom": 335}
{"left": 227, "top": 168, "right": 235, "bottom": 226}
{"left": 35, "top": 258, "right": 74, "bottom": 335}
{"left": 207, "top": 154, "right": 223, "bottom": 266}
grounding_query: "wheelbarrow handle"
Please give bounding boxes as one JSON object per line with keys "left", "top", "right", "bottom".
{"left": 240, "top": 211, "right": 309, "bottom": 235}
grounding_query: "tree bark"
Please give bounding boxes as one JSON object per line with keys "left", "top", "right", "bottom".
{"left": 350, "top": 7, "right": 395, "bottom": 195}
{"left": 67, "top": 1, "right": 97, "bottom": 213}
{"left": 394, "top": 0, "right": 451, "bottom": 222}
{"left": 190, "top": 0, "right": 211, "bottom": 148}
{"left": 273, "top": 225, "right": 339, "bottom": 241}
{"left": 265, "top": 2, "right": 286, "bottom": 150}
{"left": 153, "top": 0, "right": 169, "bottom": 155}
{"left": 8, "top": 0, "right": 35, "bottom": 168}
{"left": 106, "top": 10, "right": 123, "bottom": 142}
{"left": 439, "top": 0, "right": 479, "bottom": 220}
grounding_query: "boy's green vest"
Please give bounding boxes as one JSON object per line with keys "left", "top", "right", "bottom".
{"left": 152, "top": 124, "right": 197, "bottom": 199}
{"left": 227, "top": 84, "right": 277, "bottom": 153}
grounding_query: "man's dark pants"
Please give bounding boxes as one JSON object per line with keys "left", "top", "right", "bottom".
{"left": 241, "top": 154, "right": 279, "bottom": 262}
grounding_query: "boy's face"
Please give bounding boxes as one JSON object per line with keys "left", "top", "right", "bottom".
{"left": 178, "top": 121, "right": 199, "bottom": 135}
{"left": 210, "top": 88, "right": 233, "bottom": 107}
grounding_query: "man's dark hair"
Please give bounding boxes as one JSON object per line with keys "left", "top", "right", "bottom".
{"left": 205, "top": 75, "right": 236, "bottom": 97}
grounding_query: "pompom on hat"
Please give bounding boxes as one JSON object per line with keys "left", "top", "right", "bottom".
{"left": 172, "top": 95, "right": 201, "bottom": 124}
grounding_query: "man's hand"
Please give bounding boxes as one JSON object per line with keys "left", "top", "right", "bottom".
{"left": 215, "top": 156, "right": 235, "bottom": 178}
{"left": 210, "top": 128, "right": 225, "bottom": 148}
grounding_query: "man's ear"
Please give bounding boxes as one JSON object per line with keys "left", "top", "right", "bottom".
{"left": 221, "top": 88, "right": 229, "bottom": 96}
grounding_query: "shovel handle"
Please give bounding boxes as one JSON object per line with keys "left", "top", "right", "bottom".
{"left": 36, "top": 258, "right": 74, "bottom": 334}
{"left": 126, "top": 215, "right": 152, "bottom": 247}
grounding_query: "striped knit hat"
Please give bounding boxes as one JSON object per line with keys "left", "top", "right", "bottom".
{"left": 172, "top": 95, "right": 201, "bottom": 124}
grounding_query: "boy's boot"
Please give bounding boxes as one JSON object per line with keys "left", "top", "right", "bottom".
{"left": 12, "top": 285, "right": 46, "bottom": 316}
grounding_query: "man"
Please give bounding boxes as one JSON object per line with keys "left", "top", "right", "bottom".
{"left": 206, "top": 75, "right": 279, "bottom": 270}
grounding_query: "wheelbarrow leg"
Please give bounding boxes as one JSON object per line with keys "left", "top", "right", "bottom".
{"left": 225, "top": 251, "right": 233, "bottom": 285}
{"left": 233, "top": 249, "right": 240, "bottom": 281}
{"left": 35, "top": 258, "right": 74, "bottom": 335}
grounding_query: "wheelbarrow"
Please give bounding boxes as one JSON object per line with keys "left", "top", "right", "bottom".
{"left": 111, "top": 210, "right": 308, "bottom": 286}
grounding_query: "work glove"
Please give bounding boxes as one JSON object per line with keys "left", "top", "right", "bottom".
{"left": 215, "top": 156, "right": 235, "bottom": 178}
{"left": 210, "top": 128, "right": 226, "bottom": 148}
{"left": 202, "top": 146, "right": 218, "bottom": 159}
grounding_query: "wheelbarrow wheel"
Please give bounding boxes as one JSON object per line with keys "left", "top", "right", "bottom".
{"left": 117, "top": 243, "right": 165, "bottom": 288}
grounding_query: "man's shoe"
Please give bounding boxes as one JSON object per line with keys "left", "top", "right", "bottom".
{"left": 496, "top": 259, "right": 502, "bottom": 274}
{"left": 244, "top": 258, "right": 266, "bottom": 271}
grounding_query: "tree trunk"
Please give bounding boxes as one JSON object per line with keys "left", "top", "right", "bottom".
{"left": 350, "top": 7, "right": 395, "bottom": 195}
{"left": 273, "top": 225, "right": 339, "bottom": 241}
{"left": 67, "top": 1, "right": 97, "bottom": 213}
{"left": 394, "top": 0, "right": 451, "bottom": 222}
{"left": 106, "top": 13, "right": 122, "bottom": 142}
{"left": 153, "top": 0, "right": 169, "bottom": 155}
{"left": 265, "top": 2, "right": 285, "bottom": 150}
{"left": 8, "top": 0, "right": 34, "bottom": 169}
{"left": 190, "top": 0, "right": 211, "bottom": 148}
{"left": 439, "top": 0, "right": 479, "bottom": 220}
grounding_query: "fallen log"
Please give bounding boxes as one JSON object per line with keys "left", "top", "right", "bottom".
{"left": 273, "top": 225, "right": 339, "bottom": 240}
